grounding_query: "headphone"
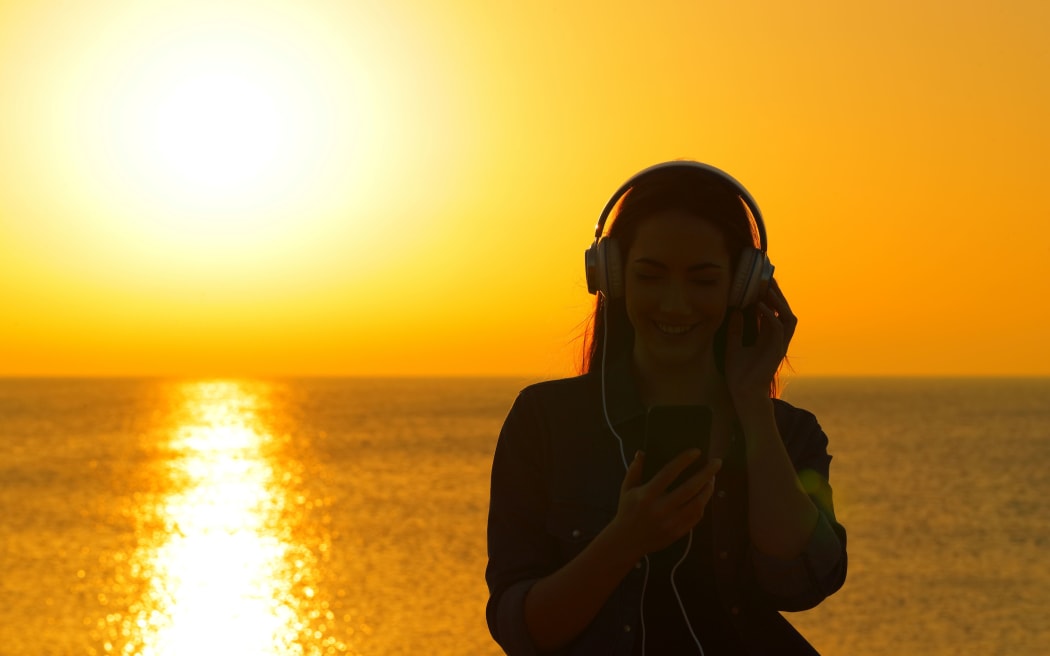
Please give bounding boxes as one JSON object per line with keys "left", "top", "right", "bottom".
{"left": 584, "top": 160, "right": 773, "bottom": 307}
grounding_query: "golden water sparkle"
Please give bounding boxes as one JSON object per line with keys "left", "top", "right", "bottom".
{"left": 100, "top": 381, "right": 341, "bottom": 655}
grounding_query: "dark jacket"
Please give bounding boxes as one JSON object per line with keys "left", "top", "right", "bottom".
{"left": 486, "top": 369, "right": 847, "bottom": 655}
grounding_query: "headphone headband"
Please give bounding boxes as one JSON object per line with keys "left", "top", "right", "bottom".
{"left": 591, "top": 160, "right": 766, "bottom": 251}
{"left": 585, "top": 160, "right": 773, "bottom": 302}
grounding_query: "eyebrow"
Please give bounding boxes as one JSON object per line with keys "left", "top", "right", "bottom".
{"left": 632, "top": 257, "right": 724, "bottom": 272}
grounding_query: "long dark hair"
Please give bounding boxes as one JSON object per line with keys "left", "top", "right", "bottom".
{"left": 579, "top": 165, "right": 783, "bottom": 397}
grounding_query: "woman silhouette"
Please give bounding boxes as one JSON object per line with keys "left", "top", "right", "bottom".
{"left": 486, "top": 161, "right": 847, "bottom": 655}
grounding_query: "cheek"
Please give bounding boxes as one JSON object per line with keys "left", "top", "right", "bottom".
{"left": 623, "top": 290, "right": 646, "bottom": 328}
{"left": 623, "top": 286, "right": 655, "bottom": 335}
{"left": 690, "top": 283, "right": 731, "bottom": 311}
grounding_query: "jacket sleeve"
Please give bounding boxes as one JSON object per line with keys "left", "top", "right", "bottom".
{"left": 748, "top": 402, "right": 848, "bottom": 611}
{"left": 485, "top": 389, "right": 555, "bottom": 655}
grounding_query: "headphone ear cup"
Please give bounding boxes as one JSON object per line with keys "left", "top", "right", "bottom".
{"left": 596, "top": 238, "right": 624, "bottom": 299}
{"left": 585, "top": 242, "right": 600, "bottom": 294}
{"left": 730, "top": 248, "right": 771, "bottom": 308}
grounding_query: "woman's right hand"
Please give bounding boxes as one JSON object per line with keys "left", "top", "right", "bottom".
{"left": 611, "top": 450, "right": 722, "bottom": 558}
{"left": 520, "top": 449, "right": 720, "bottom": 651}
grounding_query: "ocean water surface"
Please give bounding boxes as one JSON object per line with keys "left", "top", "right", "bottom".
{"left": 0, "top": 377, "right": 1046, "bottom": 655}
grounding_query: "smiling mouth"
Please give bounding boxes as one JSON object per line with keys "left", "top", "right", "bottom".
{"left": 654, "top": 322, "right": 697, "bottom": 335}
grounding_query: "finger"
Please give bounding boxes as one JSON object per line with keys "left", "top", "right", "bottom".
{"left": 683, "top": 476, "right": 719, "bottom": 529}
{"left": 670, "top": 469, "right": 721, "bottom": 536}
{"left": 769, "top": 275, "right": 783, "bottom": 297}
{"left": 758, "top": 302, "right": 795, "bottom": 356}
{"left": 783, "top": 311, "right": 797, "bottom": 344}
{"left": 770, "top": 276, "right": 786, "bottom": 302}
{"left": 687, "top": 473, "right": 718, "bottom": 514}
{"left": 767, "top": 280, "right": 798, "bottom": 333}
{"left": 665, "top": 458, "right": 722, "bottom": 507}
{"left": 647, "top": 448, "right": 702, "bottom": 495}
{"left": 767, "top": 278, "right": 794, "bottom": 315}
{"left": 621, "top": 451, "right": 645, "bottom": 495}
{"left": 765, "top": 292, "right": 798, "bottom": 346}
{"left": 756, "top": 302, "right": 785, "bottom": 342}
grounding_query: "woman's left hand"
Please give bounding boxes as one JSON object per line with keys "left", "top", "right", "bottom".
{"left": 724, "top": 277, "right": 797, "bottom": 404}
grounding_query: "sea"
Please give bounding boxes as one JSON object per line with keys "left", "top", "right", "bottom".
{"left": 0, "top": 377, "right": 1047, "bottom": 655}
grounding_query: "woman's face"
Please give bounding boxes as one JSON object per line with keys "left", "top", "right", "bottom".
{"left": 623, "top": 209, "right": 732, "bottom": 371}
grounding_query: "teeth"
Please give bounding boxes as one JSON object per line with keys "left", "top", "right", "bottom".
{"left": 655, "top": 322, "right": 694, "bottom": 335}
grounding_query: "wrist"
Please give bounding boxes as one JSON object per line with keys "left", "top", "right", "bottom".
{"left": 731, "top": 392, "right": 774, "bottom": 416}
{"left": 604, "top": 516, "right": 647, "bottom": 565}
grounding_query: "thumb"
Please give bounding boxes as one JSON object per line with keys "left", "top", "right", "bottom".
{"left": 621, "top": 450, "right": 645, "bottom": 495}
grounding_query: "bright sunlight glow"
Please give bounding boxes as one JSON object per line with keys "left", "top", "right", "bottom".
{"left": 128, "top": 65, "right": 296, "bottom": 204}
{"left": 110, "top": 28, "right": 328, "bottom": 218}
{"left": 36, "top": 2, "right": 396, "bottom": 278}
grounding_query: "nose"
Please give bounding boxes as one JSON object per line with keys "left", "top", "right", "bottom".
{"left": 658, "top": 280, "right": 692, "bottom": 314}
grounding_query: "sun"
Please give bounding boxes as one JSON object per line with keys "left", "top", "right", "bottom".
{"left": 35, "top": 2, "right": 392, "bottom": 276}
{"left": 113, "top": 32, "right": 321, "bottom": 217}
{"left": 140, "top": 67, "right": 290, "bottom": 202}
{"left": 101, "top": 22, "right": 338, "bottom": 252}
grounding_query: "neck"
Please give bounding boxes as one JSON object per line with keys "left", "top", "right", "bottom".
{"left": 631, "top": 349, "right": 727, "bottom": 407}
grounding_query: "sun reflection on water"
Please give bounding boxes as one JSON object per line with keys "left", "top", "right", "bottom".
{"left": 101, "top": 381, "right": 341, "bottom": 655}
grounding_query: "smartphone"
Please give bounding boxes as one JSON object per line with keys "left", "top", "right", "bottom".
{"left": 642, "top": 405, "right": 712, "bottom": 488}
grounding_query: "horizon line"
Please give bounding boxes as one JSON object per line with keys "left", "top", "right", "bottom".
{"left": 1, "top": 373, "right": 1048, "bottom": 380}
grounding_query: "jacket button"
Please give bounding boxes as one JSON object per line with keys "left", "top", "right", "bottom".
{"left": 571, "top": 529, "right": 582, "bottom": 538}
{"left": 717, "top": 489, "right": 727, "bottom": 499}
{"left": 624, "top": 624, "right": 632, "bottom": 633}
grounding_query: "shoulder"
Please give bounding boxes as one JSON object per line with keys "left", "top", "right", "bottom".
{"left": 771, "top": 397, "right": 823, "bottom": 437}
{"left": 499, "top": 374, "right": 603, "bottom": 444}
{"left": 495, "top": 374, "right": 603, "bottom": 465}
{"left": 770, "top": 397, "right": 832, "bottom": 471}
{"left": 514, "top": 373, "right": 601, "bottom": 414}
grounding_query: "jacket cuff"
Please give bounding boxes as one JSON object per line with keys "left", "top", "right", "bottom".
{"left": 750, "top": 511, "right": 844, "bottom": 601}
{"left": 496, "top": 578, "right": 542, "bottom": 656}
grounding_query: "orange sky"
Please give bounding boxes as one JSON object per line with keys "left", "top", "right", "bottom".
{"left": 1, "top": 0, "right": 1048, "bottom": 377}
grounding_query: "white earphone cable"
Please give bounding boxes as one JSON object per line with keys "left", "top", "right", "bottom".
{"left": 599, "top": 296, "right": 652, "bottom": 651}
{"left": 671, "top": 529, "right": 705, "bottom": 655}
{"left": 599, "top": 295, "right": 704, "bottom": 656}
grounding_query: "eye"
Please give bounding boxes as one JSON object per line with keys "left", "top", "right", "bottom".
{"left": 632, "top": 269, "right": 662, "bottom": 282}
